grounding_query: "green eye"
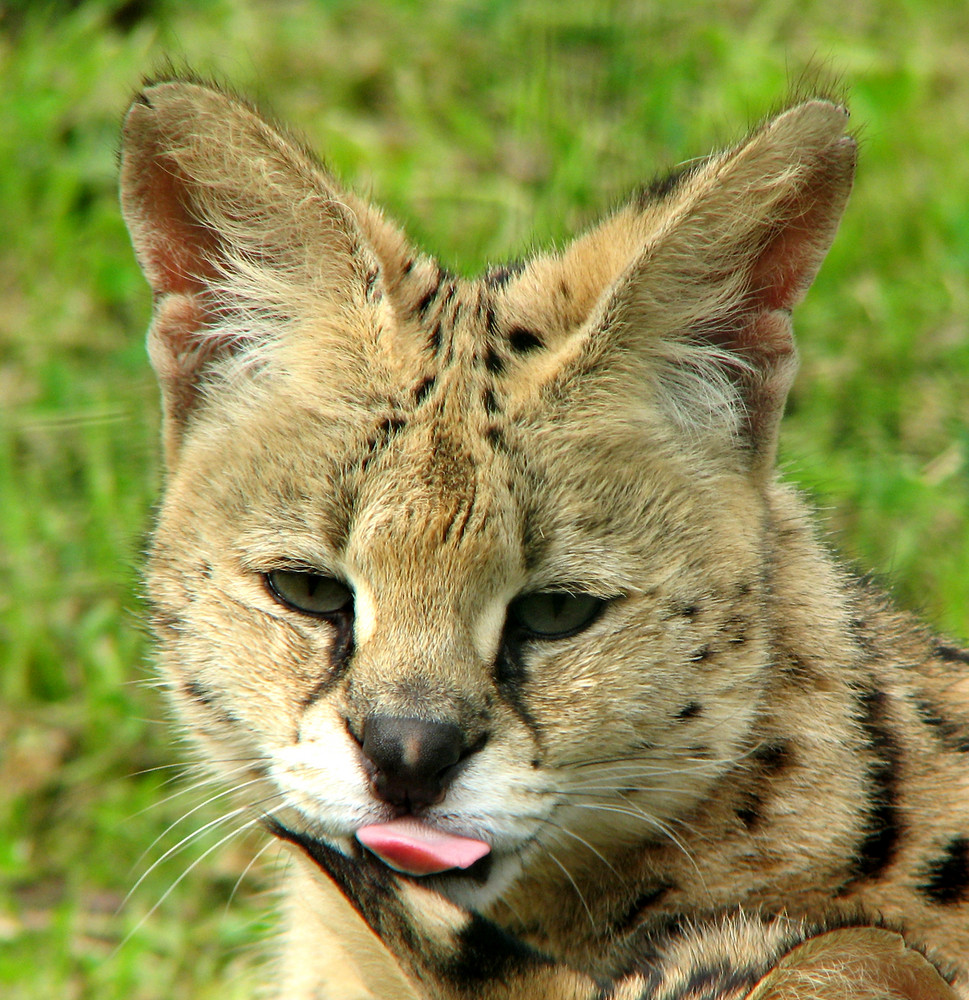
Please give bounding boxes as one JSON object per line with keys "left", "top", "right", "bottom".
{"left": 266, "top": 570, "right": 353, "bottom": 617}
{"left": 509, "top": 592, "right": 605, "bottom": 639}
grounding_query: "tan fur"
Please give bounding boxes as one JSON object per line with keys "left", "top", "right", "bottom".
{"left": 120, "top": 79, "right": 969, "bottom": 998}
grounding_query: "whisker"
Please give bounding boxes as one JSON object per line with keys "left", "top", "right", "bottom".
{"left": 565, "top": 800, "right": 702, "bottom": 880}
{"left": 537, "top": 844, "right": 597, "bottom": 931}
{"left": 116, "top": 813, "right": 268, "bottom": 956}
{"left": 128, "top": 756, "right": 268, "bottom": 779}
{"left": 540, "top": 816, "right": 623, "bottom": 881}
{"left": 123, "top": 804, "right": 252, "bottom": 909}
{"left": 128, "top": 775, "right": 269, "bottom": 877}
{"left": 224, "top": 837, "right": 276, "bottom": 916}
{"left": 126, "top": 762, "right": 257, "bottom": 821}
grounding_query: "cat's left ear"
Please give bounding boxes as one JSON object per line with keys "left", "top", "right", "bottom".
{"left": 521, "top": 101, "right": 855, "bottom": 479}
{"left": 120, "top": 78, "right": 387, "bottom": 462}
{"left": 606, "top": 100, "right": 856, "bottom": 477}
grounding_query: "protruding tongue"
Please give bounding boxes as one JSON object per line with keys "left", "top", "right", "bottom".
{"left": 356, "top": 817, "right": 491, "bottom": 876}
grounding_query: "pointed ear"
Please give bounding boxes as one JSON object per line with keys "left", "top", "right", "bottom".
{"left": 591, "top": 101, "right": 856, "bottom": 475}
{"left": 746, "top": 926, "right": 959, "bottom": 1000}
{"left": 119, "top": 79, "right": 385, "bottom": 461}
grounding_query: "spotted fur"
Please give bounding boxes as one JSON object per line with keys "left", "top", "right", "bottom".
{"left": 120, "top": 78, "right": 969, "bottom": 998}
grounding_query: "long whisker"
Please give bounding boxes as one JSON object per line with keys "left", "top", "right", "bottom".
{"left": 128, "top": 775, "right": 269, "bottom": 878}
{"left": 224, "top": 837, "right": 276, "bottom": 916}
{"left": 123, "top": 804, "right": 252, "bottom": 909}
{"left": 539, "top": 816, "right": 623, "bottom": 881}
{"left": 537, "top": 844, "right": 597, "bottom": 931}
{"left": 126, "top": 762, "right": 257, "bottom": 821}
{"left": 116, "top": 812, "right": 270, "bottom": 955}
{"left": 565, "top": 800, "right": 702, "bottom": 880}
{"left": 127, "top": 756, "right": 268, "bottom": 779}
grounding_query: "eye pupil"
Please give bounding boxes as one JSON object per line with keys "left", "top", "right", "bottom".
{"left": 510, "top": 592, "right": 605, "bottom": 639}
{"left": 267, "top": 570, "right": 353, "bottom": 616}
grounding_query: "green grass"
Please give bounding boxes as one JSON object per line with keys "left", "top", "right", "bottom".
{"left": 1, "top": 0, "right": 966, "bottom": 995}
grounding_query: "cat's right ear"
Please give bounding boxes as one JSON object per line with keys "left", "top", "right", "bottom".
{"left": 119, "top": 79, "right": 384, "bottom": 462}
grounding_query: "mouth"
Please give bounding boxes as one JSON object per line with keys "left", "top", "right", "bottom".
{"left": 355, "top": 816, "right": 492, "bottom": 876}
{"left": 266, "top": 816, "right": 495, "bottom": 885}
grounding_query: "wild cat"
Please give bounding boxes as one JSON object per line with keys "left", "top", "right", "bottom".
{"left": 119, "top": 78, "right": 968, "bottom": 998}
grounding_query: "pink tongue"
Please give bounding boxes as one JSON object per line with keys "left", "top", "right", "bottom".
{"left": 356, "top": 818, "right": 491, "bottom": 876}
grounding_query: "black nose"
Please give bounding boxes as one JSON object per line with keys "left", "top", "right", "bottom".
{"left": 361, "top": 715, "right": 465, "bottom": 809}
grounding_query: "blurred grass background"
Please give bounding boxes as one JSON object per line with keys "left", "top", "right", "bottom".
{"left": 0, "top": 0, "right": 966, "bottom": 996}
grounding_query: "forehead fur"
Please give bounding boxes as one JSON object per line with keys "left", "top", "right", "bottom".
{"left": 124, "top": 80, "right": 855, "bottom": 557}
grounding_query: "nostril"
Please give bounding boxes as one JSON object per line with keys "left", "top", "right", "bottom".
{"left": 361, "top": 714, "right": 473, "bottom": 809}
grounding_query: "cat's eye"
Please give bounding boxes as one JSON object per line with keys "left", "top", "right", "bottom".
{"left": 509, "top": 591, "right": 606, "bottom": 639}
{"left": 266, "top": 570, "right": 353, "bottom": 617}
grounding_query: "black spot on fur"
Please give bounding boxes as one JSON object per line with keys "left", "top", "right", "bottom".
{"left": 936, "top": 643, "right": 969, "bottom": 665}
{"left": 151, "top": 610, "right": 184, "bottom": 634}
{"left": 377, "top": 416, "right": 407, "bottom": 437}
{"left": 849, "top": 689, "right": 902, "bottom": 881}
{"left": 691, "top": 645, "right": 713, "bottom": 664}
{"left": 484, "top": 347, "right": 505, "bottom": 374}
{"left": 183, "top": 679, "right": 242, "bottom": 726}
{"left": 485, "top": 425, "right": 506, "bottom": 452}
{"left": 782, "top": 654, "right": 818, "bottom": 688}
{"left": 919, "top": 837, "right": 969, "bottom": 905}
{"left": 676, "top": 962, "right": 766, "bottom": 1000}
{"left": 734, "top": 740, "right": 789, "bottom": 829}
{"left": 415, "top": 286, "right": 438, "bottom": 318}
{"left": 752, "top": 741, "right": 792, "bottom": 775}
{"left": 414, "top": 376, "right": 436, "bottom": 404}
{"left": 849, "top": 616, "right": 878, "bottom": 657}
{"left": 914, "top": 698, "right": 969, "bottom": 753}
{"left": 184, "top": 679, "right": 216, "bottom": 706}
{"left": 445, "top": 912, "right": 551, "bottom": 985}
{"left": 735, "top": 792, "right": 763, "bottom": 830}
{"left": 722, "top": 616, "right": 748, "bottom": 645}
{"left": 483, "top": 261, "right": 525, "bottom": 289}
{"left": 615, "top": 883, "right": 672, "bottom": 932}
{"left": 676, "top": 701, "right": 702, "bottom": 720}
{"left": 428, "top": 321, "right": 442, "bottom": 354}
{"left": 483, "top": 388, "right": 500, "bottom": 415}
{"left": 679, "top": 603, "right": 699, "bottom": 618}
{"left": 485, "top": 305, "right": 499, "bottom": 338}
{"left": 507, "top": 327, "right": 544, "bottom": 353}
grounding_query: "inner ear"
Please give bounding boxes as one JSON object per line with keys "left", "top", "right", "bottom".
{"left": 119, "top": 78, "right": 388, "bottom": 461}
{"left": 120, "top": 109, "right": 223, "bottom": 298}
{"left": 526, "top": 100, "right": 856, "bottom": 475}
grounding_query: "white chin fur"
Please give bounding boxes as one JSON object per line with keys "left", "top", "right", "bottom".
{"left": 429, "top": 851, "right": 524, "bottom": 911}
